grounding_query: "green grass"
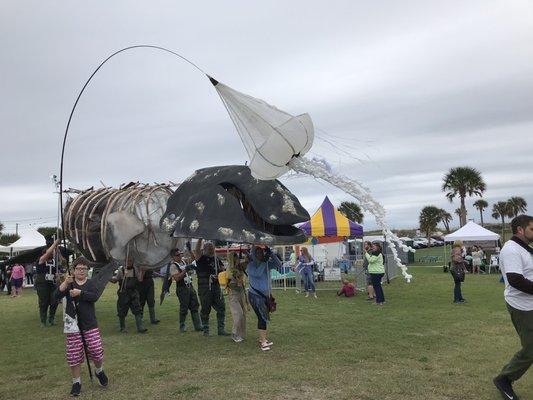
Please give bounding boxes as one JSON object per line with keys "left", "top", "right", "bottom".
{"left": 410, "top": 247, "right": 447, "bottom": 265}
{"left": 0, "top": 268, "right": 531, "bottom": 399}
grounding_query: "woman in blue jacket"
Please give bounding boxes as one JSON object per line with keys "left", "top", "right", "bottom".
{"left": 247, "top": 246, "right": 281, "bottom": 351}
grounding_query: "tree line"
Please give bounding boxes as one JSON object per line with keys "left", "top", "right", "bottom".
{"left": 419, "top": 166, "right": 527, "bottom": 241}
{"left": 336, "top": 166, "right": 528, "bottom": 243}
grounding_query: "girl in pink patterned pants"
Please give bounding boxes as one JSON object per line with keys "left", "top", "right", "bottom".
{"left": 55, "top": 258, "right": 109, "bottom": 396}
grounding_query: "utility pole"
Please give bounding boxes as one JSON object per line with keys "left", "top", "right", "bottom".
{"left": 15, "top": 223, "right": 18, "bottom": 236}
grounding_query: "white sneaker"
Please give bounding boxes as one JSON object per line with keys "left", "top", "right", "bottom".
{"left": 264, "top": 340, "right": 273, "bottom": 346}
{"left": 313, "top": 293, "right": 318, "bottom": 299}
{"left": 305, "top": 292, "right": 309, "bottom": 298}
{"left": 260, "top": 343, "right": 271, "bottom": 351}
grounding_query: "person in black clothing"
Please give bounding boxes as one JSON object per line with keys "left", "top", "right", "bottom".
{"left": 25, "top": 263, "right": 34, "bottom": 285}
{"left": 137, "top": 268, "right": 160, "bottom": 325}
{"left": 55, "top": 257, "right": 109, "bottom": 396}
{"left": 110, "top": 258, "right": 147, "bottom": 333}
{"left": 35, "top": 239, "right": 60, "bottom": 326}
{"left": 3, "top": 265, "right": 13, "bottom": 296}
{"left": 167, "top": 248, "right": 202, "bottom": 333}
{"left": 193, "top": 239, "right": 229, "bottom": 337}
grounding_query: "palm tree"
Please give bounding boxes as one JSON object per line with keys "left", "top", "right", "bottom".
{"left": 338, "top": 201, "right": 364, "bottom": 223}
{"left": 507, "top": 196, "right": 528, "bottom": 218}
{"left": 442, "top": 166, "right": 486, "bottom": 227}
{"left": 0, "top": 221, "right": 3, "bottom": 236}
{"left": 492, "top": 201, "right": 512, "bottom": 240}
{"left": 473, "top": 199, "right": 489, "bottom": 226}
{"left": 419, "top": 206, "right": 442, "bottom": 244}
{"left": 454, "top": 208, "right": 464, "bottom": 220}
{"left": 438, "top": 209, "right": 453, "bottom": 233}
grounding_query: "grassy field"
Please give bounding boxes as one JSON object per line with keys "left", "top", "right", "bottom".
{"left": 0, "top": 267, "right": 531, "bottom": 400}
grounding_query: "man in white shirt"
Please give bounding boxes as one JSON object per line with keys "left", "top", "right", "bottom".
{"left": 494, "top": 215, "right": 533, "bottom": 400}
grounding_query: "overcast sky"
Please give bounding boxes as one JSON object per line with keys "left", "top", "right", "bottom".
{"left": 1, "top": 1, "right": 532, "bottom": 235}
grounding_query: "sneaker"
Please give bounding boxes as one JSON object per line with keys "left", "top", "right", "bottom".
{"left": 260, "top": 343, "right": 271, "bottom": 351}
{"left": 313, "top": 293, "right": 318, "bottom": 299}
{"left": 218, "top": 330, "right": 231, "bottom": 336}
{"left": 232, "top": 336, "right": 244, "bottom": 343}
{"left": 366, "top": 297, "right": 375, "bottom": 301}
{"left": 95, "top": 370, "right": 109, "bottom": 387}
{"left": 264, "top": 340, "right": 274, "bottom": 346}
{"left": 493, "top": 376, "right": 519, "bottom": 400}
{"left": 305, "top": 292, "right": 309, "bottom": 298}
{"left": 70, "top": 382, "right": 81, "bottom": 397}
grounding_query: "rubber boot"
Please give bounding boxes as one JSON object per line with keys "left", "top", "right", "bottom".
{"left": 217, "top": 315, "right": 230, "bottom": 336}
{"left": 191, "top": 311, "right": 203, "bottom": 332}
{"left": 40, "top": 310, "right": 47, "bottom": 327}
{"left": 202, "top": 320, "right": 210, "bottom": 337}
{"left": 48, "top": 314, "right": 56, "bottom": 326}
{"left": 135, "top": 314, "right": 148, "bottom": 333}
{"left": 149, "top": 307, "right": 160, "bottom": 325}
{"left": 119, "top": 316, "right": 126, "bottom": 333}
{"left": 179, "top": 322, "right": 186, "bottom": 333}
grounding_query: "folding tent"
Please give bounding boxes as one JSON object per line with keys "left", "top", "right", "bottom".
{"left": 297, "top": 196, "right": 363, "bottom": 273}
{"left": 444, "top": 221, "right": 500, "bottom": 242}
{"left": 0, "top": 229, "right": 46, "bottom": 253}
{"left": 443, "top": 221, "right": 500, "bottom": 271}
{"left": 299, "top": 196, "right": 363, "bottom": 242}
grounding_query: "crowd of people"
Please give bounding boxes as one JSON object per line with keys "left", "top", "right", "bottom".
{"left": 6, "top": 215, "right": 532, "bottom": 398}
{"left": 2, "top": 238, "right": 285, "bottom": 396}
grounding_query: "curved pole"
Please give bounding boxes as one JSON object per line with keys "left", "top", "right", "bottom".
{"left": 58, "top": 45, "right": 208, "bottom": 264}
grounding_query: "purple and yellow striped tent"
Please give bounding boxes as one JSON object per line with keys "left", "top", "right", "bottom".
{"left": 299, "top": 196, "right": 363, "bottom": 240}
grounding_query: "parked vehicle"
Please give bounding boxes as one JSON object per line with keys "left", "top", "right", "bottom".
{"left": 412, "top": 238, "right": 428, "bottom": 249}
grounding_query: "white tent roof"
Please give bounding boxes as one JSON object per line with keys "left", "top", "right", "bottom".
{"left": 444, "top": 221, "right": 500, "bottom": 242}
{"left": 1, "top": 229, "right": 46, "bottom": 252}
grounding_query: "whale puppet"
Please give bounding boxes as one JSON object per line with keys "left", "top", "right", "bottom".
{"left": 160, "top": 165, "right": 310, "bottom": 245}
{"left": 63, "top": 183, "right": 182, "bottom": 269}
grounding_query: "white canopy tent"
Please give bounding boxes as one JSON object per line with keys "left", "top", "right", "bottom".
{"left": 0, "top": 229, "right": 46, "bottom": 253}
{"left": 444, "top": 221, "right": 500, "bottom": 242}
{"left": 443, "top": 221, "right": 500, "bottom": 272}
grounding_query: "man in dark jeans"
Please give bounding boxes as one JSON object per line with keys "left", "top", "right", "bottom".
{"left": 494, "top": 215, "right": 533, "bottom": 400}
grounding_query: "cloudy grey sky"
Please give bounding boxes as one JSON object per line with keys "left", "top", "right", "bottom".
{"left": 1, "top": 1, "right": 532, "bottom": 234}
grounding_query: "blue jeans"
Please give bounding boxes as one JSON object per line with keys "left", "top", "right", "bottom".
{"left": 451, "top": 273, "right": 464, "bottom": 302}
{"left": 302, "top": 267, "right": 315, "bottom": 293}
{"left": 248, "top": 291, "right": 269, "bottom": 329}
{"left": 370, "top": 273, "right": 385, "bottom": 303}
